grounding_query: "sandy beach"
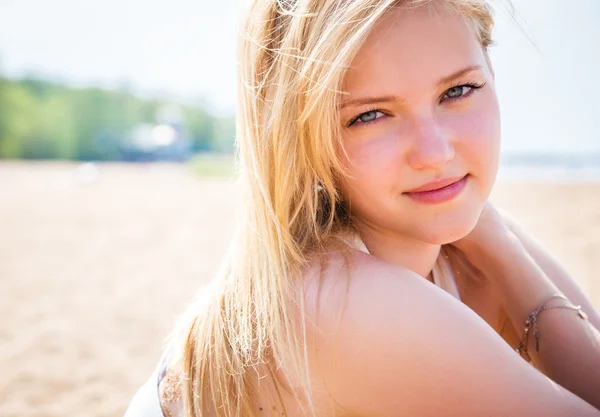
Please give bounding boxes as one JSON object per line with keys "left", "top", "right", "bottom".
{"left": 1, "top": 161, "right": 598, "bottom": 417}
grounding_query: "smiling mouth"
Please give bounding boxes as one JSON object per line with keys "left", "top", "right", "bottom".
{"left": 403, "top": 175, "right": 469, "bottom": 204}
{"left": 405, "top": 175, "right": 467, "bottom": 192}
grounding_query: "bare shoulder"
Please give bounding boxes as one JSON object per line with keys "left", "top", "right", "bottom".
{"left": 300, "top": 248, "right": 600, "bottom": 417}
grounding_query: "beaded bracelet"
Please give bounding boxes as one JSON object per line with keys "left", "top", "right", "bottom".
{"left": 515, "top": 294, "right": 589, "bottom": 362}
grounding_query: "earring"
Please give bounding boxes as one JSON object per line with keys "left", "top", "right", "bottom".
{"left": 313, "top": 183, "right": 323, "bottom": 192}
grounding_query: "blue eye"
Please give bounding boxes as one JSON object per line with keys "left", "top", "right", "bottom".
{"left": 348, "top": 110, "right": 385, "bottom": 127}
{"left": 443, "top": 82, "right": 485, "bottom": 101}
{"left": 445, "top": 85, "right": 472, "bottom": 99}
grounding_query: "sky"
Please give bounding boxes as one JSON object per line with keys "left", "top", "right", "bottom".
{"left": 0, "top": 0, "right": 599, "bottom": 153}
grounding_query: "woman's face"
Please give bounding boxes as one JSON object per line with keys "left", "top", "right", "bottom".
{"left": 337, "top": 5, "right": 501, "bottom": 244}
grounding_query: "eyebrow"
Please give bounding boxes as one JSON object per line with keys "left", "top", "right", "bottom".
{"left": 339, "top": 65, "right": 484, "bottom": 109}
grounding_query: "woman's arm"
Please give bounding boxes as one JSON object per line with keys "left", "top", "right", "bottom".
{"left": 303, "top": 251, "right": 600, "bottom": 417}
{"left": 452, "top": 204, "right": 600, "bottom": 410}
{"left": 500, "top": 210, "right": 600, "bottom": 330}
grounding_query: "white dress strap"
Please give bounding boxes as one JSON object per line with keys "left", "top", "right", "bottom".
{"left": 431, "top": 246, "right": 461, "bottom": 301}
{"left": 343, "top": 233, "right": 461, "bottom": 301}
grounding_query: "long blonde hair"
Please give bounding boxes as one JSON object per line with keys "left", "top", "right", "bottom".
{"left": 169, "top": 1, "right": 496, "bottom": 416}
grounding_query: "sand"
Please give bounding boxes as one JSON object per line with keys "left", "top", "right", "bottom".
{"left": 0, "top": 161, "right": 598, "bottom": 417}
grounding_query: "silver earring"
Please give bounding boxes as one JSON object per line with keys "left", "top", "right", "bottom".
{"left": 313, "top": 183, "right": 323, "bottom": 192}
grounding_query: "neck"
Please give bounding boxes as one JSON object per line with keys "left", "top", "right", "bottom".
{"left": 353, "top": 218, "right": 440, "bottom": 281}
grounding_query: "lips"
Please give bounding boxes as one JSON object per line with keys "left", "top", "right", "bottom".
{"left": 404, "top": 175, "right": 467, "bottom": 193}
{"left": 403, "top": 175, "right": 469, "bottom": 205}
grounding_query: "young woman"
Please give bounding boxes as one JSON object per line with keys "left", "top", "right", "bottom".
{"left": 124, "top": 0, "right": 600, "bottom": 416}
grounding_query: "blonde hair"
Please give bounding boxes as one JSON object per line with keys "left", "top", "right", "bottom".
{"left": 170, "top": 1, "right": 496, "bottom": 416}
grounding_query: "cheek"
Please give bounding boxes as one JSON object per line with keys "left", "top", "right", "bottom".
{"left": 451, "top": 97, "right": 501, "bottom": 179}
{"left": 340, "top": 129, "right": 405, "bottom": 187}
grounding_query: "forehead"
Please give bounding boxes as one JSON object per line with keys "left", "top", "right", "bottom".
{"left": 342, "top": 4, "right": 485, "bottom": 96}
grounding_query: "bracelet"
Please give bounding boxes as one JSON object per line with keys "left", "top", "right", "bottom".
{"left": 515, "top": 294, "right": 566, "bottom": 361}
{"left": 515, "top": 294, "right": 589, "bottom": 362}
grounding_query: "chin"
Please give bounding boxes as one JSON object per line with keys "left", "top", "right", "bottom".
{"left": 414, "top": 203, "right": 483, "bottom": 245}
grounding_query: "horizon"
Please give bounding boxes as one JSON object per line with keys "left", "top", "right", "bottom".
{"left": 1, "top": 0, "right": 599, "bottom": 153}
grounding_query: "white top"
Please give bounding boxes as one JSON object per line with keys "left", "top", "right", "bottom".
{"left": 123, "top": 353, "right": 167, "bottom": 417}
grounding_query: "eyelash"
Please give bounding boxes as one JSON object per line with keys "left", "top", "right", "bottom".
{"left": 346, "top": 80, "right": 487, "bottom": 128}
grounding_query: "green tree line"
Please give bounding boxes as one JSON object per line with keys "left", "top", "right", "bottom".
{"left": 0, "top": 76, "right": 235, "bottom": 160}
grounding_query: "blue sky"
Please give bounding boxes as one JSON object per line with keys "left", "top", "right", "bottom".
{"left": 1, "top": 0, "right": 598, "bottom": 152}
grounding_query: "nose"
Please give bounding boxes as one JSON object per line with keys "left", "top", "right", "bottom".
{"left": 406, "top": 116, "right": 455, "bottom": 170}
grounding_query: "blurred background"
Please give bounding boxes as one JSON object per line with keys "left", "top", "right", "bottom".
{"left": 0, "top": 0, "right": 598, "bottom": 416}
